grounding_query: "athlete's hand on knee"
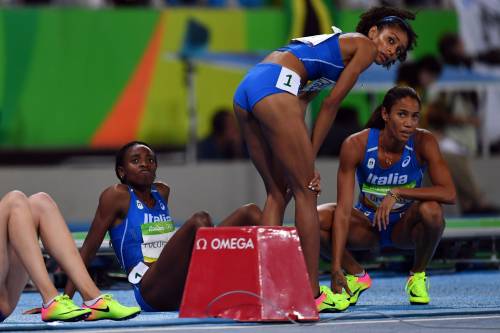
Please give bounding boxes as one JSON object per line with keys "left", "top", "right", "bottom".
{"left": 375, "top": 194, "right": 397, "bottom": 231}
{"left": 331, "top": 270, "right": 352, "bottom": 296}
{"left": 307, "top": 170, "right": 321, "bottom": 196}
{"left": 374, "top": 208, "right": 385, "bottom": 231}
{"left": 375, "top": 206, "right": 390, "bottom": 231}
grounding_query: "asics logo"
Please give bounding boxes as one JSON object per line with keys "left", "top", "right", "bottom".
{"left": 402, "top": 156, "right": 411, "bottom": 167}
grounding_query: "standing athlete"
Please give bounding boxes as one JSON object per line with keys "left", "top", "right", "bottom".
{"left": 233, "top": 7, "right": 418, "bottom": 311}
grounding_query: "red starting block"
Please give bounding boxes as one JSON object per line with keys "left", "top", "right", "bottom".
{"left": 179, "top": 226, "right": 318, "bottom": 322}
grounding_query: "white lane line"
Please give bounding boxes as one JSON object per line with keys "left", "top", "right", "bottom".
{"left": 316, "top": 314, "right": 500, "bottom": 326}
{"left": 83, "top": 314, "right": 500, "bottom": 332}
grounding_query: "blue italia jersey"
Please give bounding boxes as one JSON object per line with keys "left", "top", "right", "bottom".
{"left": 109, "top": 185, "right": 175, "bottom": 273}
{"left": 278, "top": 29, "right": 345, "bottom": 93}
{"left": 356, "top": 129, "right": 426, "bottom": 213}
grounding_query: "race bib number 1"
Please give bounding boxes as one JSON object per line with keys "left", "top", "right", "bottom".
{"left": 276, "top": 67, "right": 300, "bottom": 95}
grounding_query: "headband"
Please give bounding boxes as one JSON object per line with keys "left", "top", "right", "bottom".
{"left": 378, "top": 15, "right": 411, "bottom": 31}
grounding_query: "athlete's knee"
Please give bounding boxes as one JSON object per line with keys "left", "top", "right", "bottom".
{"left": 242, "top": 203, "right": 262, "bottom": 225}
{"left": 28, "top": 192, "right": 57, "bottom": 210}
{"left": 418, "top": 201, "right": 444, "bottom": 231}
{"left": 2, "top": 190, "right": 28, "bottom": 206}
{"left": 266, "top": 190, "right": 287, "bottom": 210}
{"left": 0, "top": 297, "right": 14, "bottom": 318}
{"left": 28, "top": 192, "right": 58, "bottom": 219}
{"left": 291, "top": 185, "right": 317, "bottom": 202}
{"left": 188, "top": 211, "right": 213, "bottom": 228}
{"left": 1, "top": 191, "right": 30, "bottom": 216}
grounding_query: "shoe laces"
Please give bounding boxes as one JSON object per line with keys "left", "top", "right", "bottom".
{"left": 319, "top": 285, "right": 333, "bottom": 298}
{"left": 98, "top": 294, "right": 116, "bottom": 305}
{"left": 405, "top": 273, "right": 429, "bottom": 295}
{"left": 345, "top": 274, "right": 357, "bottom": 283}
{"left": 52, "top": 295, "right": 78, "bottom": 310}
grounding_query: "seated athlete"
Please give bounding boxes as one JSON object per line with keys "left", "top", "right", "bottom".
{"left": 0, "top": 191, "right": 140, "bottom": 323}
{"left": 64, "top": 141, "right": 262, "bottom": 311}
{"left": 318, "top": 86, "right": 456, "bottom": 310}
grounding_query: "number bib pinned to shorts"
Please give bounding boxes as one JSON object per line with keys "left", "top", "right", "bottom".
{"left": 128, "top": 261, "right": 150, "bottom": 284}
{"left": 276, "top": 67, "right": 301, "bottom": 95}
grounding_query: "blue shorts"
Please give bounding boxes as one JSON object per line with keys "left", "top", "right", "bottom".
{"left": 133, "top": 284, "right": 159, "bottom": 312}
{"left": 355, "top": 204, "right": 406, "bottom": 248}
{"left": 0, "top": 311, "right": 7, "bottom": 323}
{"left": 233, "top": 63, "right": 301, "bottom": 112}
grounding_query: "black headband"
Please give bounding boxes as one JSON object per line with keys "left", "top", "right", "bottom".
{"left": 378, "top": 15, "right": 411, "bottom": 31}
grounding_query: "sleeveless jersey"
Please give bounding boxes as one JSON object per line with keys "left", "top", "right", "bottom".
{"left": 356, "top": 129, "right": 426, "bottom": 213}
{"left": 278, "top": 29, "right": 345, "bottom": 93}
{"left": 109, "top": 185, "right": 175, "bottom": 273}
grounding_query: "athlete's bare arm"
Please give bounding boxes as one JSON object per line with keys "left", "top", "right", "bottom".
{"left": 154, "top": 182, "right": 171, "bottom": 204}
{"left": 392, "top": 129, "right": 456, "bottom": 204}
{"left": 331, "top": 131, "right": 367, "bottom": 293}
{"left": 311, "top": 36, "right": 377, "bottom": 156}
{"left": 64, "top": 185, "right": 130, "bottom": 297}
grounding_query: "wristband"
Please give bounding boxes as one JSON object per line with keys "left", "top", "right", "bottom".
{"left": 388, "top": 189, "right": 403, "bottom": 203}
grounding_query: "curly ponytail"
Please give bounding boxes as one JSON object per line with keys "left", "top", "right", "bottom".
{"left": 356, "top": 6, "right": 418, "bottom": 66}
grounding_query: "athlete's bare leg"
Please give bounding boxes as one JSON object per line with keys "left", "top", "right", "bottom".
{"left": 234, "top": 104, "right": 287, "bottom": 227}
{"left": 390, "top": 201, "right": 445, "bottom": 272}
{"left": 0, "top": 192, "right": 31, "bottom": 316}
{"left": 139, "top": 211, "right": 213, "bottom": 310}
{"left": 250, "top": 93, "right": 319, "bottom": 295}
{"left": 318, "top": 203, "right": 379, "bottom": 275}
{"left": 28, "top": 192, "right": 101, "bottom": 301}
{"left": 0, "top": 191, "right": 58, "bottom": 308}
{"left": 218, "top": 203, "right": 263, "bottom": 227}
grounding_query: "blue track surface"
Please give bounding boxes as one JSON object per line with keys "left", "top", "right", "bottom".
{"left": 2, "top": 270, "right": 500, "bottom": 331}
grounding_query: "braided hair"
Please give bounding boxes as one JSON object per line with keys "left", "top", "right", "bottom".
{"left": 356, "top": 6, "right": 418, "bottom": 67}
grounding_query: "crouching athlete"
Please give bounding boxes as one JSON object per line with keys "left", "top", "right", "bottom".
{"left": 318, "top": 86, "right": 456, "bottom": 310}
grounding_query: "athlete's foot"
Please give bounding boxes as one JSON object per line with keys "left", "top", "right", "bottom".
{"left": 83, "top": 294, "right": 141, "bottom": 321}
{"left": 405, "top": 272, "right": 430, "bottom": 305}
{"left": 345, "top": 272, "right": 372, "bottom": 305}
{"left": 315, "top": 285, "right": 350, "bottom": 312}
{"left": 41, "top": 294, "right": 91, "bottom": 322}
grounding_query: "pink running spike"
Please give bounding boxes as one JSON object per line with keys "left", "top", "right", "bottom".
{"left": 358, "top": 273, "right": 372, "bottom": 287}
{"left": 315, "top": 292, "right": 327, "bottom": 307}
